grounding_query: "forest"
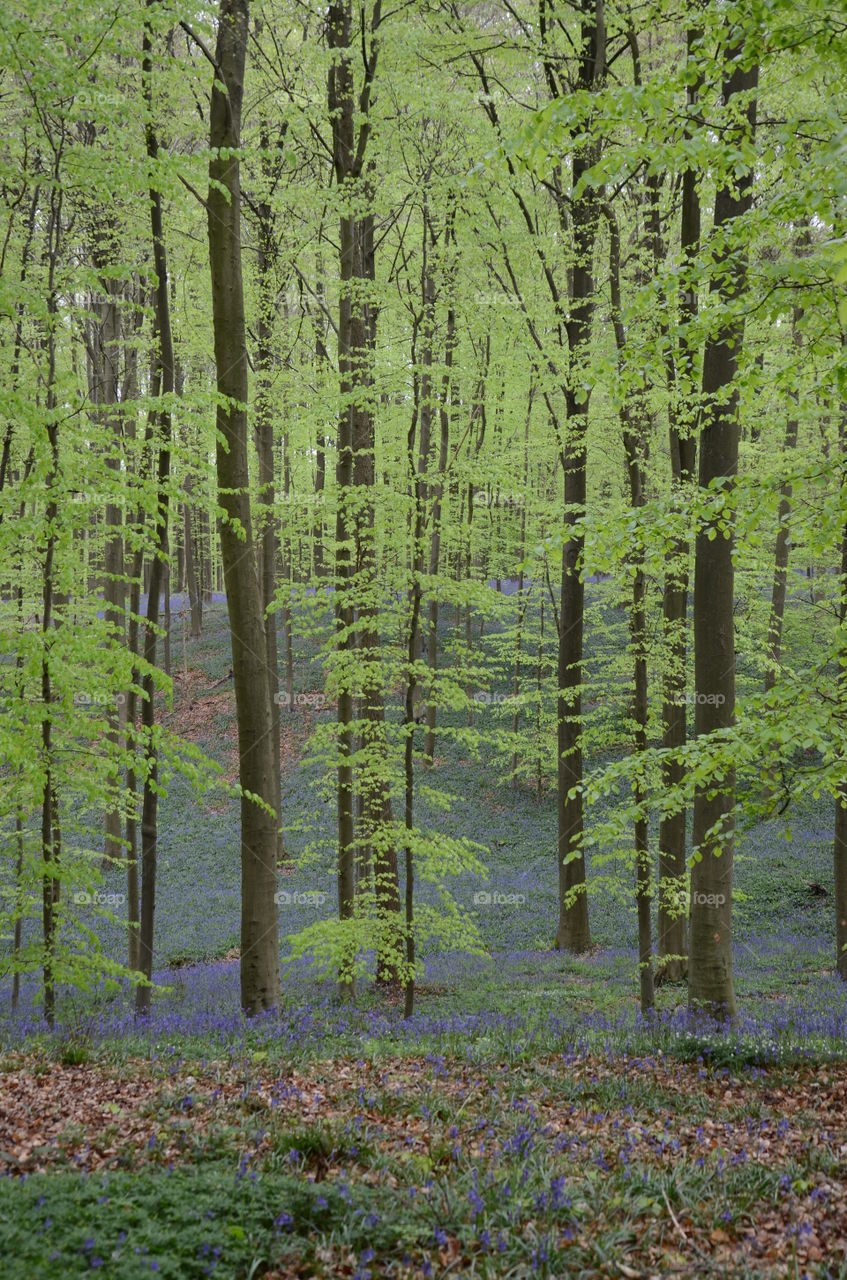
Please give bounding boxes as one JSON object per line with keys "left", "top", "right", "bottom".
{"left": 1, "top": 0, "right": 846, "bottom": 1275}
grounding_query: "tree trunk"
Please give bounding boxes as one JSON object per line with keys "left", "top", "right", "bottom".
{"left": 424, "top": 213, "right": 455, "bottom": 762}
{"left": 254, "top": 131, "right": 284, "bottom": 866}
{"left": 834, "top": 385, "right": 847, "bottom": 980}
{"left": 200, "top": 505, "right": 212, "bottom": 601}
{"left": 764, "top": 307, "right": 803, "bottom": 697}
{"left": 353, "top": 240, "right": 399, "bottom": 981}
{"left": 327, "top": 0, "right": 397, "bottom": 992}
{"left": 88, "top": 283, "right": 125, "bottom": 869}
{"left": 462, "top": 345, "right": 489, "bottom": 726}
{"left": 630, "top": 512, "right": 654, "bottom": 1013}
{"left": 402, "top": 357, "right": 428, "bottom": 1018}
{"left": 207, "top": 0, "right": 280, "bottom": 1015}
{"left": 657, "top": 37, "right": 700, "bottom": 982}
{"left": 135, "top": 9, "right": 175, "bottom": 1016}
{"left": 40, "top": 182, "right": 63, "bottom": 1027}
{"left": 511, "top": 383, "right": 533, "bottom": 783}
{"left": 607, "top": 199, "right": 654, "bottom": 1011}
{"left": 689, "top": 52, "right": 759, "bottom": 1018}
{"left": 328, "top": 0, "right": 359, "bottom": 997}
{"left": 281, "top": 427, "right": 295, "bottom": 716}
{"left": 183, "top": 482, "right": 202, "bottom": 638}
{"left": 125, "top": 542, "right": 144, "bottom": 974}
{"left": 536, "top": 593, "right": 545, "bottom": 800}
{"left": 835, "top": 518, "right": 847, "bottom": 978}
{"left": 312, "top": 260, "right": 329, "bottom": 578}
{"left": 163, "top": 548, "right": 171, "bottom": 675}
{"left": 11, "top": 814, "right": 24, "bottom": 1012}
{"left": 556, "top": 6, "right": 603, "bottom": 953}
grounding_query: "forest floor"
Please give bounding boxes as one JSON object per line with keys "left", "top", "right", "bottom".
{"left": 2, "top": 601, "right": 846, "bottom": 1278}
{"left": 1, "top": 1049, "right": 845, "bottom": 1277}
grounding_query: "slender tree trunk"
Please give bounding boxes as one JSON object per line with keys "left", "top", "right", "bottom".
{"left": 536, "top": 593, "right": 545, "bottom": 800}
{"left": 207, "top": 0, "right": 280, "bottom": 1014}
{"left": 163, "top": 549, "right": 171, "bottom": 675}
{"left": 556, "top": 6, "right": 603, "bottom": 953}
{"left": 88, "top": 283, "right": 126, "bottom": 868}
{"left": 200, "top": 505, "right": 212, "bottom": 601}
{"left": 183, "top": 482, "right": 202, "bottom": 638}
{"left": 125, "top": 547, "right": 143, "bottom": 974}
{"left": 424, "top": 214, "right": 455, "bottom": 762}
{"left": 7, "top": 224, "right": 37, "bottom": 1009}
{"left": 689, "top": 52, "right": 759, "bottom": 1018}
{"left": 281, "top": 428, "right": 295, "bottom": 715}
{"left": 657, "top": 43, "right": 700, "bottom": 981}
{"left": 463, "top": 346, "right": 489, "bottom": 726}
{"left": 40, "top": 183, "right": 63, "bottom": 1027}
{"left": 312, "top": 259, "right": 329, "bottom": 578}
{"left": 125, "top": 346, "right": 161, "bottom": 974}
{"left": 327, "top": 0, "right": 397, "bottom": 992}
{"left": 354, "top": 247, "right": 399, "bottom": 981}
{"left": 135, "top": 9, "right": 175, "bottom": 1015}
{"left": 314, "top": 434, "right": 326, "bottom": 577}
{"left": 402, "top": 367, "right": 427, "bottom": 1019}
{"left": 764, "top": 307, "right": 803, "bottom": 697}
{"left": 254, "top": 134, "right": 284, "bottom": 865}
{"left": 834, "top": 382, "right": 847, "bottom": 980}
{"left": 512, "top": 384, "right": 533, "bottom": 783}
{"left": 328, "top": 0, "right": 358, "bottom": 997}
{"left": 414, "top": 249, "right": 435, "bottom": 739}
{"left": 606, "top": 199, "right": 654, "bottom": 1011}
{"left": 630, "top": 506, "right": 654, "bottom": 1013}
{"left": 11, "top": 814, "right": 24, "bottom": 1012}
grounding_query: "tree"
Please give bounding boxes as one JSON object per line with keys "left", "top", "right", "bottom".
{"left": 326, "top": 0, "right": 402, "bottom": 992}
{"left": 207, "top": 0, "right": 280, "bottom": 1015}
{"left": 657, "top": 27, "right": 701, "bottom": 985}
{"left": 688, "top": 37, "right": 759, "bottom": 1018}
{"left": 135, "top": 0, "right": 175, "bottom": 1017}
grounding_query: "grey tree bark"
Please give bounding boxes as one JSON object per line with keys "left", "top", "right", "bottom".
{"left": 327, "top": 0, "right": 400, "bottom": 992}
{"left": 834, "top": 368, "right": 847, "bottom": 981}
{"left": 688, "top": 50, "right": 759, "bottom": 1018}
{"left": 424, "top": 209, "right": 456, "bottom": 763}
{"left": 253, "top": 120, "right": 284, "bottom": 865}
{"left": 555, "top": 2, "right": 604, "bottom": 953}
{"left": 657, "top": 31, "right": 700, "bottom": 983}
{"left": 136, "top": 5, "right": 174, "bottom": 1016}
{"left": 764, "top": 307, "right": 803, "bottom": 700}
{"left": 207, "top": 0, "right": 281, "bottom": 1014}
{"left": 605, "top": 197, "right": 654, "bottom": 1012}
{"left": 87, "top": 279, "right": 125, "bottom": 869}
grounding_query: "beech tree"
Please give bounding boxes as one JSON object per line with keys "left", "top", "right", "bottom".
{"left": 688, "top": 36, "right": 759, "bottom": 1018}
{"left": 207, "top": 0, "right": 280, "bottom": 1014}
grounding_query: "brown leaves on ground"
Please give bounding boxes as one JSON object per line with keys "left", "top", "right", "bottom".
{"left": 166, "top": 667, "right": 239, "bottom": 786}
{"left": 1, "top": 1052, "right": 845, "bottom": 1277}
{"left": 166, "top": 667, "right": 319, "bottom": 801}
{"left": 0, "top": 1059, "right": 166, "bottom": 1171}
